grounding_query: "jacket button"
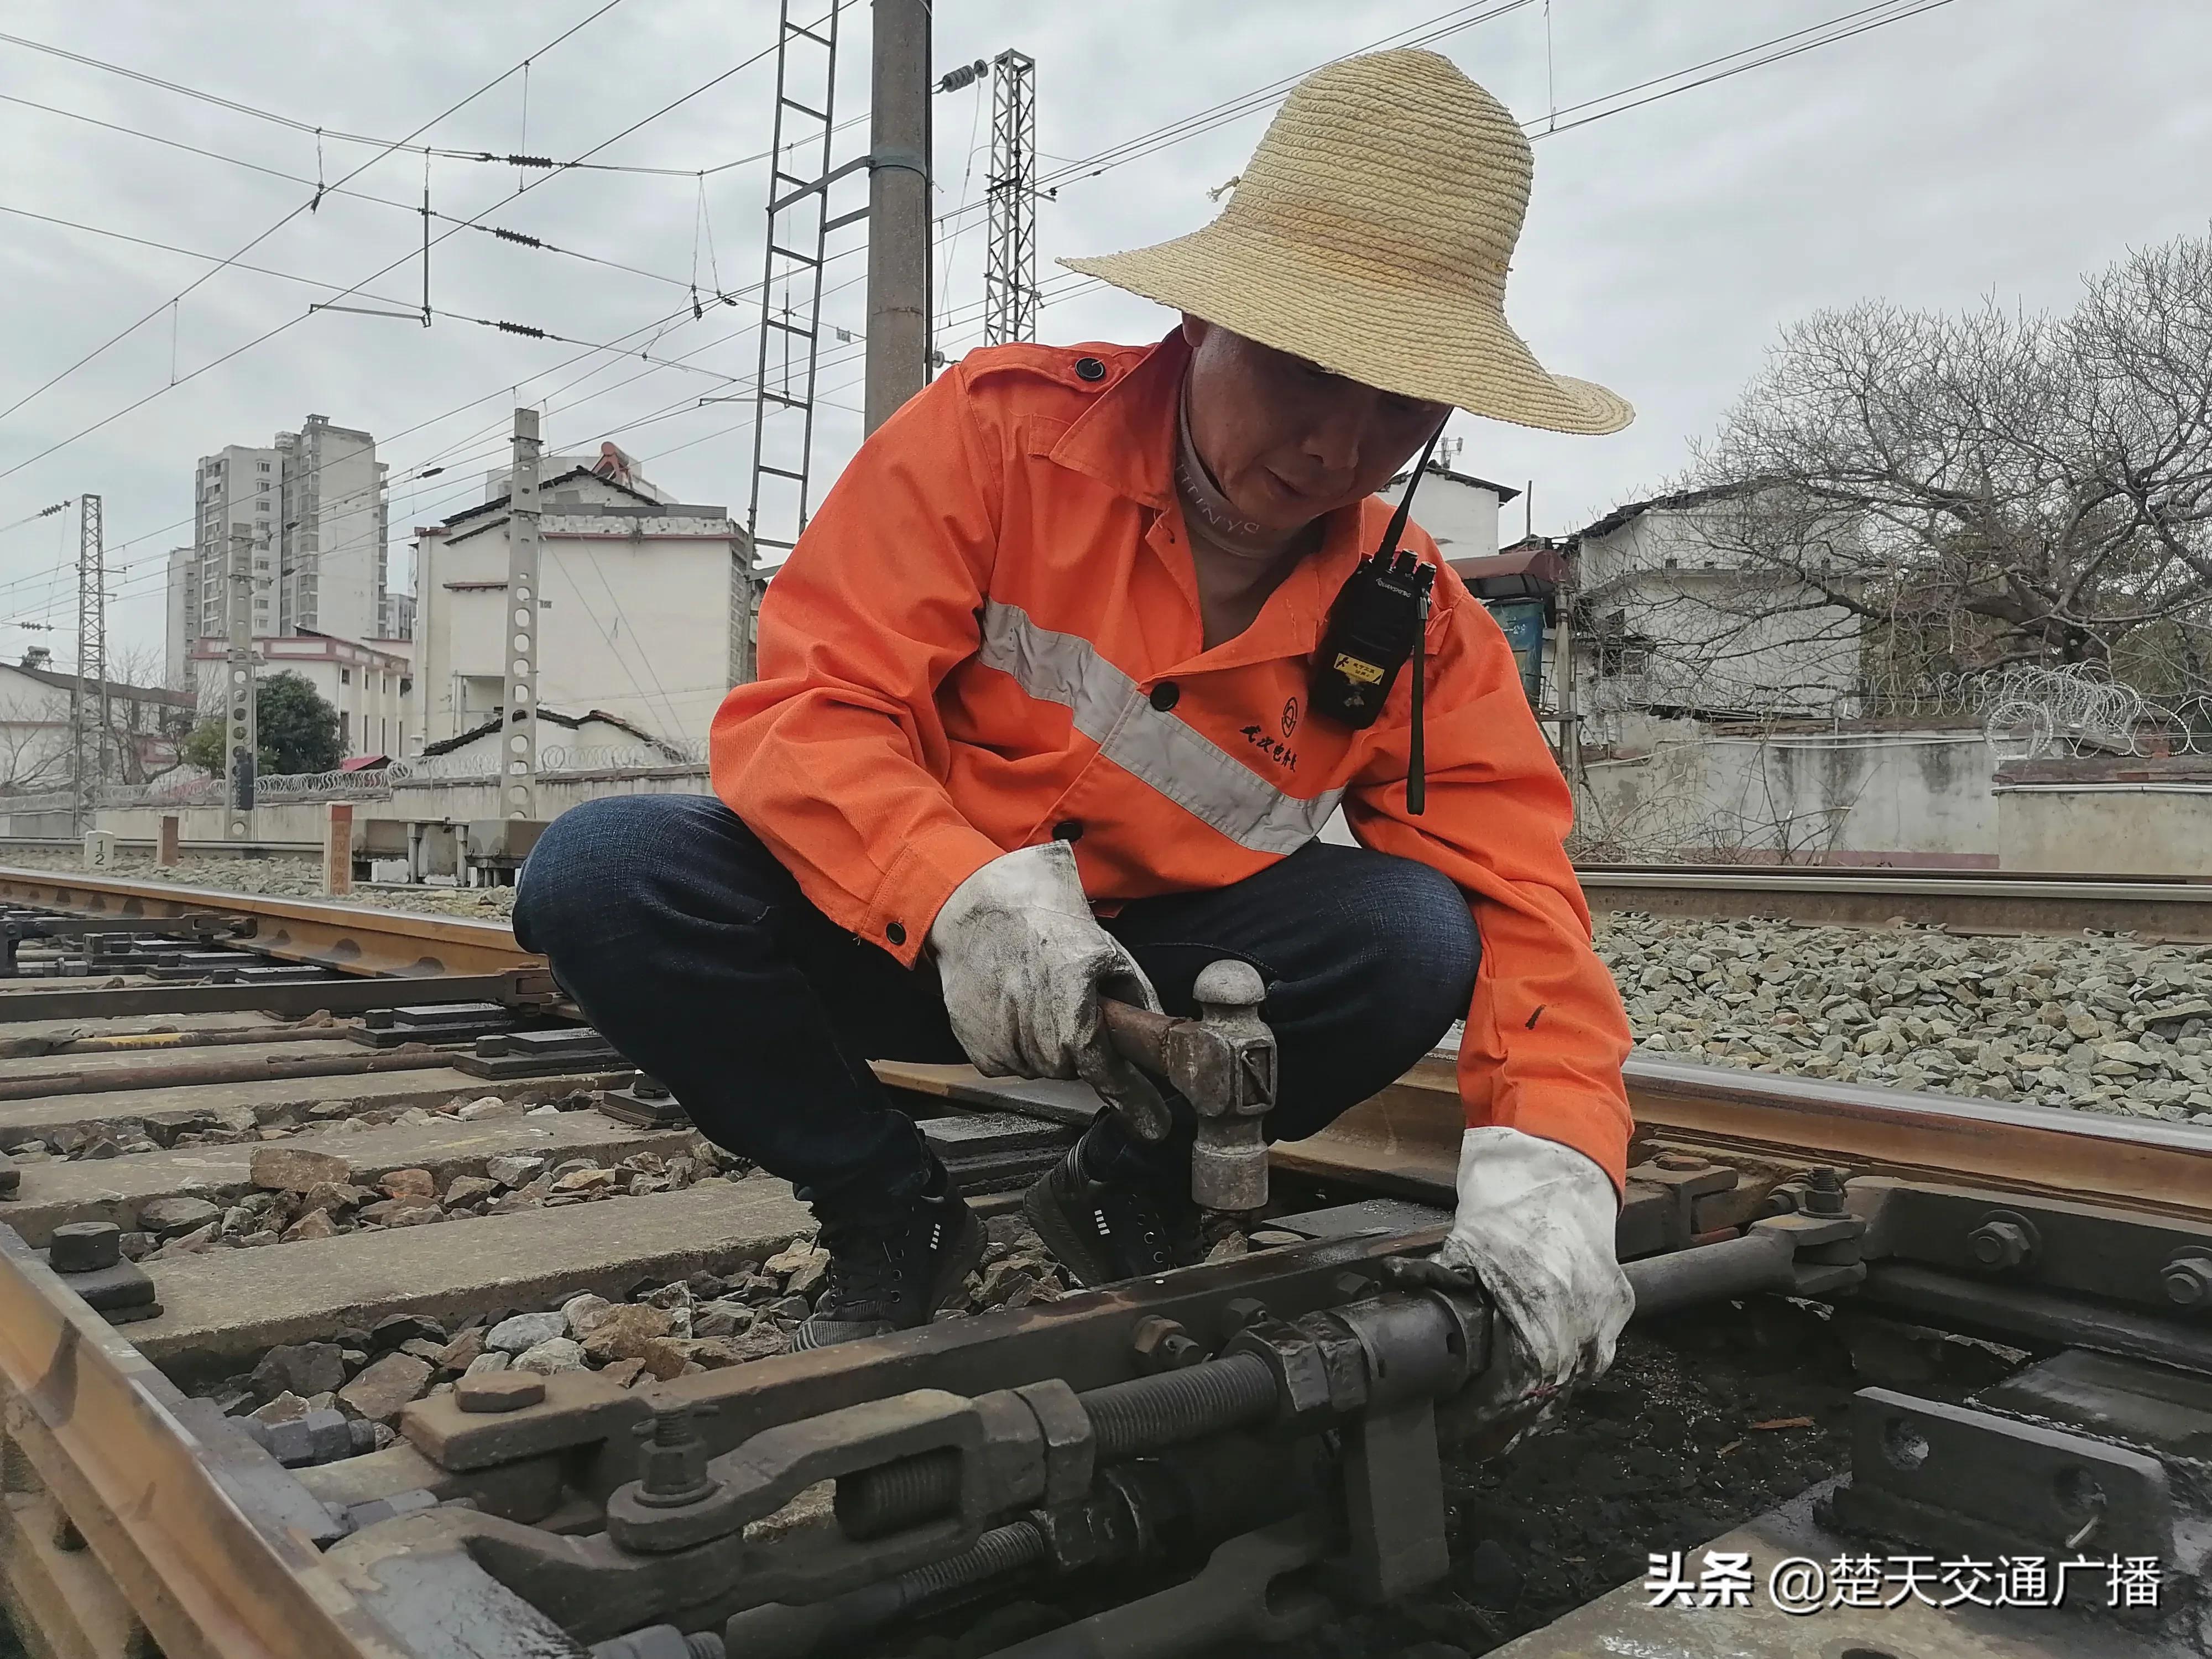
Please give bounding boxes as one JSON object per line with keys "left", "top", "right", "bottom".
{"left": 885, "top": 921, "right": 906, "bottom": 946}
{"left": 1149, "top": 682, "right": 1180, "bottom": 712}
{"left": 1074, "top": 356, "right": 1107, "bottom": 383}
{"left": 1052, "top": 819, "right": 1083, "bottom": 842}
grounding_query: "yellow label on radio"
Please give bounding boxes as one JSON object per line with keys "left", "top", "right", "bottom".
{"left": 1332, "top": 653, "right": 1386, "bottom": 685}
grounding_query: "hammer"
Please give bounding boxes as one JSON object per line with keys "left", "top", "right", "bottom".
{"left": 1098, "top": 959, "right": 1277, "bottom": 1211}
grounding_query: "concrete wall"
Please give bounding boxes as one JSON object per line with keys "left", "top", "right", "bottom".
{"left": 1999, "top": 787, "right": 2212, "bottom": 875}
{"left": 91, "top": 766, "right": 713, "bottom": 851}
{"left": 1577, "top": 724, "right": 2000, "bottom": 865}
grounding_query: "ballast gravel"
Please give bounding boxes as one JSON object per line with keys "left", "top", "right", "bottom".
{"left": 1599, "top": 911, "right": 2212, "bottom": 1123}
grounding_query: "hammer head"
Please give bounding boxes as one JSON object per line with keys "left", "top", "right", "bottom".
{"left": 1185, "top": 960, "right": 1274, "bottom": 1211}
{"left": 1097, "top": 961, "right": 1277, "bottom": 1211}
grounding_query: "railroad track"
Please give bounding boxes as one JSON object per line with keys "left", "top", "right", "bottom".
{"left": 1579, "top": 862, "right": 2212, "bottom": 941}
{"left": 0, "top": 868, "right": 2207, "bottom": 1658}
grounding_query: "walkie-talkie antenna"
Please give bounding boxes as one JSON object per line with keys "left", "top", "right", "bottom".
{"left": 1380, "top": 424, "right": 1447, "bottom": 563}
{"left": 1394, "top": 422, "right": 1446, "bottom": 815}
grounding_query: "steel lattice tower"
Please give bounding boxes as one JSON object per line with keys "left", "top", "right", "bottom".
{"left": 983, "top": 50, "right": 1038, "bottom": 347}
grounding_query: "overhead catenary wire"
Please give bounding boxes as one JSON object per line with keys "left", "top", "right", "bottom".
{"left": 0, "top": 92, "right": 723, "bottom": 296}
{"left": 9, "top": 0, "right": 1532, "bottom": 539}
{"left": 41, "top": 0, "right": 1968, "bottom": 620}
{"left": 0, "top": 0, "right": 849, "bottom": 488}
{"left": 0, "top": 0, "right": 634, "bottom": 429}
{"left": 0, "top": 27, "right": 742, "bottom": 179}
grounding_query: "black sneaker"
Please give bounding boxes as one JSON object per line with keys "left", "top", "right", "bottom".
{"left": 793, "top": 1187, "right": 986, "bottom": 1349}
{"left": 1021, "top": 1147, "right": 1203, "bottom": 1288}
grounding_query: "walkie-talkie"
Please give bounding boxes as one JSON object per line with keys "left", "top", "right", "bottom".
{"left": 1312, "top": 424, "right": 1445, "bottom": 812}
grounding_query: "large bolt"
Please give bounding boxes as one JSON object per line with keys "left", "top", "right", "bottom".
{"left": 2162, "top": 1256, "right": 2212, "bottom": 1309}
{"left": 630, "top": 1402, "right": 719, "bottom": 1507}
{"left": 1800, "top": 1168, "right": 1848, "bottom": 1218}
{"left": 1969, "top": 1220, "right": 2034, "bottom": 1270}
{"left": 48, "top": 1221, "right": 121, "bottom": 1274}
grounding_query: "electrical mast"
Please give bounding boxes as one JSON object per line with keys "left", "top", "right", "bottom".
{"left": 862, "top": 0, "right": 932, "bottom": 429}
{"left": 222, "top": 526, "right": 257, "bottom": 839}
{"left": 983, "top": 50, "right": 1039, "bottom": 346}
{"left": 70, "top": 493, "right": 106, "bottom": 833}
{"left": 503, "top": 408, "right": 542, "bottom": 821}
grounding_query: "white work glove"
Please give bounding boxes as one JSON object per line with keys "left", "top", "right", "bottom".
{"left": 1391, "top": 1127, "right": 1631, "bottom": 1444}
{"left": 928, "top": 842, "right": 1168, "bottom": 1128}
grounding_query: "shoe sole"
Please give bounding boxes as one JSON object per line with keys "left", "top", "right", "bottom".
{"left": 1021, "top": 1173, "right": 1117, "bottom": 1290}
{"left": 792, "top": 1204, "right": 988, "bottom": 1351}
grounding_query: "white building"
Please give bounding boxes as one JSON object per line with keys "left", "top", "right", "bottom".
{"left": 164, "top": 546, "right": 195, "bottom": 688}
{"left": 190, "top": 632, "right": 414, "bottom": 762}
{"left": 172, "top": 415, "right": 390, "bottom": 690}
{"left": 411, "top": 455, "right": 754, "bottom": 752}
{"left": 1378, "top": 461, "right": 1519, "bottom": 564}
{"left": 0, "top": 650, "right": 195, "bottom": 791}
{"left": 184, "top": 442, "right": 283, "bottom": 654}
{"left": 278, "top": 415, "right": 389, "bottom": 642}
{"left": 1571, "top": 486, "right": 1866, "bottom": 738}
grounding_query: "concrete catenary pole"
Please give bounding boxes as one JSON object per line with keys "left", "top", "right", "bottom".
{"left": 502, "top": 408, "right": 542, "bottom": 821}
{"left": 863, "top": 0, "right": 932, "bottom": 432}
{"left": 70, "top": 493, "right": 105, "bottom": 834}
{"left": 223, "top": 526, "right": 257, "bottom": 839}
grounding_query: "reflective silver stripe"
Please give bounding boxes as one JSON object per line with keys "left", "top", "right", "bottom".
{"left": 977, "top": 599, "right": 1343, "bottom": 855}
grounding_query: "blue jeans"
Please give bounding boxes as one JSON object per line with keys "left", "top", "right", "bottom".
{"left": 514, "top": 796, "right": 1478, "bottom": 1222}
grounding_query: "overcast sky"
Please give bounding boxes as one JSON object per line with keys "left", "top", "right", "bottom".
{"left": 2, "top": 0, "right": 2208, "bottom": 675}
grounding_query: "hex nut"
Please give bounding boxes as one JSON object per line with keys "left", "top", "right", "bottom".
{"left": 1968, "top": 1219, "right": 2034, "bottom": 1270}
{"left": 2161, "top": 1256, "right": 2212, "bottom": 1309}
{"left": 456, "top": 1372, "right": 546, "bottom": 1413}
{"left": 1012, "top": 1378, "right": 1095, "bottom": 1507}
{"left": 1219, "top": 1297, "right": 1269, "bottom": 1334}
{"left": 1130, "top": 1316, "right": 1202, "bottom": 1374}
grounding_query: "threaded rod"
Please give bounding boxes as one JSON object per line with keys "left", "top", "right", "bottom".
{"left": 836, "top": 1354, "right": 1281, "bottom": 1541}
{"left": 1081, "top": 1352, "right": 1278, "bottom": 1462}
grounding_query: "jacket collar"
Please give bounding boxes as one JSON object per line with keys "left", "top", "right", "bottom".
{"left": 1048, "top": 330, "right": 1188, "bottom": 510}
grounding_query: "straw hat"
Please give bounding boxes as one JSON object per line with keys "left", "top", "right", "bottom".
{"left": 1062, "top": 50, "right": 1631, "bottom": 436}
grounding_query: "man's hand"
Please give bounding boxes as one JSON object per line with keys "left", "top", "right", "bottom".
{"left": 928, "top": 842, "right": 1169, "bottom": 1128}
{"left": 1385, "top": 1127, "right": 1631, "bottom": 1447}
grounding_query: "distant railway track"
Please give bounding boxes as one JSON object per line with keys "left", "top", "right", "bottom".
{"left": 0, "top": 869, "right": 2207, "bottom": 1656}
{"left": 1579, "top": 861, "right": 2212, "bottom": 940}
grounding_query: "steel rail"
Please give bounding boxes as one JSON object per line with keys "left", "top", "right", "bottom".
{"left": 0, "top": 1230, "right": 415, "bottom": 1659}
{"left": 0, "top": 866, "right": 537, "bottom": 978}
{"left": 1274, "top": 1052, "right": 2212, "bottom": 1218}
{"left": 1577, "top": 864, "right": 2212, "bottom": 940}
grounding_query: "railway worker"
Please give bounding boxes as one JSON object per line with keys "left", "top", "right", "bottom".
{"left": 517, "top": 49, "right": 1637, "bottom": 1425}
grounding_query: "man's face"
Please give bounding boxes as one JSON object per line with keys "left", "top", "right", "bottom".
{"left": 1182, "top": 316, "right": 1451, "bottom": 534}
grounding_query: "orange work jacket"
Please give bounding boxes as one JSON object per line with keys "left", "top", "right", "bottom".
{"left": 711, "top": 331, "right": 1634, "bottom": 1192}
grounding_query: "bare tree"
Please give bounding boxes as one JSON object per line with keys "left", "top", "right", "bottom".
{"left": 1649, "top": 227, "right": 2212, "bottom": 711}
{"left": 92, "top": 644, "right": 194, "bottom": 785}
